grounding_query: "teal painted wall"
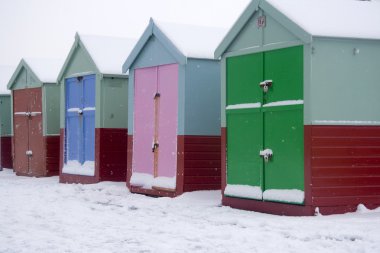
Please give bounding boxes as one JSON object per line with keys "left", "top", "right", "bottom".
{"left": 0, "top": 95, "right": 11, "bottom": 137}
{"left": 309, "top": 38, "right": 380, "bottom": 124}
{"left": 100, "top": 77, "right": 128, "bottom": 128}
{"left": 184, "top": 59, "right": 220, "bottom": 135}
{"left": 10, "top": 67, "right": 42, "bottom": 90}
{"left": 43, "top": 84, "right": 60, "bottom": 135}
{"left": 132, "top": 36, "right": 177, "bottom": 69}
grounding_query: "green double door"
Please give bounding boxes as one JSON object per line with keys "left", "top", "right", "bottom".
{"left": 226, "top": 46, "right": 304, "bottom": 204}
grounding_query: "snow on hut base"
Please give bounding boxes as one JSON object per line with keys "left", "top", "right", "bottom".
{"left": 127, "top": 135, "right": 221, "bottom": 197}
{"left": 59, "top": 128, "right": 128, "bottom": 184}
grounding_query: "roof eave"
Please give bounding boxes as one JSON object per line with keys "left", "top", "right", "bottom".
{"left": 7, "top": 59, "right": 43, "bottom": 90}
{"left": 122, "top": 18, "right": 187, "bottom": 72}
{"left": 214, "top": 0, "right": 260, "bottom": 59}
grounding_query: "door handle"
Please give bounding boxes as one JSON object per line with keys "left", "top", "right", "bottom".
{"left": 26, "top": 150, "right": 33, "bottom": 156}
{"left": 78, "top": 109, "right": 83, "bottom": 115}
{"left": 259, "top": 149, "right": 273, "bottom": 162}
{"left": 259, "top": 80, "right": 273, "bottom": 93}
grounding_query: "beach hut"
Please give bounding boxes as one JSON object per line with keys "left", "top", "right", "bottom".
{"left": 214, "top": 0, "right": 380, "bottom": 215}
{"left": 122, "top": 19, "right": 225, "bottom": 197}
{"left": 0, "top": 66, "right": 14, "bottom": 170}
{"left": 58, "top": 33, "right": 137, "bottom": 184}
{"left": 7, "top": 58, "right": 63, "bottom": 177}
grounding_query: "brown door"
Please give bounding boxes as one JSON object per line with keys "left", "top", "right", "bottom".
{"left": 28, "top": 89, "right": 44, "bottom": 175}
{"left": 13, "top": 88, "right": 43, "bottom": 176}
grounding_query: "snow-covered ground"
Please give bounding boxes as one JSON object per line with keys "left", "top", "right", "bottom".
{"left": 1, "top": 169, "right": 379, "bottom": 253}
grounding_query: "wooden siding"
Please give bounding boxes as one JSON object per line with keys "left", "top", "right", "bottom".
{"left": 97, "top": 128, "right": 128, "bottom": 182}
{"left": 44, "top": 136, "right": 60, "bottom": 176}
{"left": 1, "top": 136, "right": 12, "bottom": 169}
{"left": 307, "top": 125, "right": 380, "bottom": 213}
{"left": 183, "top": 135, "right": 221, "bottom": 192}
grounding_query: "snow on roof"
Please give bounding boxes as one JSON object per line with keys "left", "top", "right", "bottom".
{"left": 79, "top": 34, "right": 137, "bottom": 75}
{"left": 154, "top": 20, "right": 228, "bottom": 59}
{"left": 0, "top": 65, "right": 16, "bottom": 94}
{"left": 266, "top": 0, "right": 380, "bottom": 40}
{"left": 24, "top": 58, "right": 64, "bottom": 83}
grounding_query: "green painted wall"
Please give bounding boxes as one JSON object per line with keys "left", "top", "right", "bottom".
{"left": 43, "top": 84, "right": 60, "bottom": 135}
{"left": 100, "top": 77, "right": 128, "bottom": 128}
{"left": 309, "top": 38, "right": 380, "bottom": 124}
{"left": 0, "top": 95, "right": 11, "bottom": 136}
{"left": 221, "top": 8, "right": 302, "bottom": 127}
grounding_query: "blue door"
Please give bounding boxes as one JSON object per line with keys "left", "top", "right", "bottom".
{"left": 65, "top": 75, "right": 95, "bottom": 165}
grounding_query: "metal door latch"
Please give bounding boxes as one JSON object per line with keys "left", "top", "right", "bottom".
{"left": 78, "top": 109, "right": 83, "bottom": 115}
{"left": 259, "top": 80, "right": 273, "bottom": 93}
{"left": 25, "top": 112, "right": 32, "bottom": 117}
{"left": 152, "top": 143, "right": 159, "bottom": 152}
{"left": 26, "top": 150, "right": 33, "bottom": 156}
{"left": 259, "top": 149, "right": 273, "bottom": 162}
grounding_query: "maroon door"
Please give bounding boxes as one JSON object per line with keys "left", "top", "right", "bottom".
{"left": 13, "top": 88, "right": 44, "bottom": 176}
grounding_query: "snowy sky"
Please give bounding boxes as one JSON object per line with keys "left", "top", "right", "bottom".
{"left": 0, "top": 0, "right": 250, "bottom": 67}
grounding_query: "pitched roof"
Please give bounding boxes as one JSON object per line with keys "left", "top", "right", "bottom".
{"left": 215, "top": 0, "right": 380, "bottom": 58}
{"left": 23, "top": 58, "right": 64, "bottom": 83}
{"left": 123, "top": 18, "right": 227, "bottom": 72}
{"left": 0, "top": 65, "right": 16, "bottom": 94}
{"left": 267, "top": 0, "right": 380, "bottom": 40}
{"left": 79, "top": 34, "right": 137, "bottom": 75}
{"left": 154, "top": 20, "right": 228, "bottom": 59}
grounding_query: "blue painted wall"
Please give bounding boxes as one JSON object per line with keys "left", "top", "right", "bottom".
{"left": 184, "top": 59, "right": 221, "bottom": 135}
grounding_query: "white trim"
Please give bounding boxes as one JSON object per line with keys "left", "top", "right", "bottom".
{"left": 226, "top": 102, "right": 261, "bottom": 110}
{"left": 263, "top": 100, "right": 304, "bottom": 107}
{"left": 313, "top": 120, "right": 380, "bottom": 125}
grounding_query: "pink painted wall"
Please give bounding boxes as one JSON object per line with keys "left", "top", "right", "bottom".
{"left": 157, "top": 64, "right": 178, "bottom": 178}
{"left": 133, "top": 67, "right": 156, "bottom": 175}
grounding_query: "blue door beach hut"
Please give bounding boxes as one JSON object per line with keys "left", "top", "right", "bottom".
{"left": 58, "top": 33, "right": 136, "bottom": 184}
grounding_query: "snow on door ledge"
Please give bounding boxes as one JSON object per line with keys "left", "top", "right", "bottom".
{"left": 130, "top": 172, "right": 176, "bottom": 190}
{"left": 263, "top": 189, "right": 304, "bottom": 204}
{"left": 62, "top": 160, "right": 95, "bottom": 176}
{"left": 224, "top": 184, "right": 262, "bottom": 200}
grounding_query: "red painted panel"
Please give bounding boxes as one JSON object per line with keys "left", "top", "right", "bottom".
{"left": 184, "top": 168, "right": 221, "bottom": 177}
{"left": 183, "top": 135, "right": 221, "bottom": 192}
{"left": 221, "top": 128, "right": 227, "bottom": 194}
{"left": 126, "top": 135, "right": 133, "bottom": 188}
{"left": 127, "top": 135, "right": 221, "bottom": 197}
{"left": 44, "top": 135, "right": 60, "bottom": 176}
{"left": 306, "top": 125, "right": 380, "bottom": 213}
{"left": 1, "top": 136, "right": 12, "bottom": 169}
{"left": 223, "top": 195, "right": 314, "bottom": 216}
{"left": 97, "top": 128, "right": 128, "bottom": 182}
{"left": 313, "top": 166, "right": 380, "bottom": 177}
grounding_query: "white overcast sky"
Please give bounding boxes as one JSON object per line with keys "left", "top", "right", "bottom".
{"left": 0, "top": 0, "right": 250, "bottom": 67}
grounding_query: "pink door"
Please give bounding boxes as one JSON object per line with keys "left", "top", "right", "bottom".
{"left": 133, "top": 64, "right": 178, "bottom": 184}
